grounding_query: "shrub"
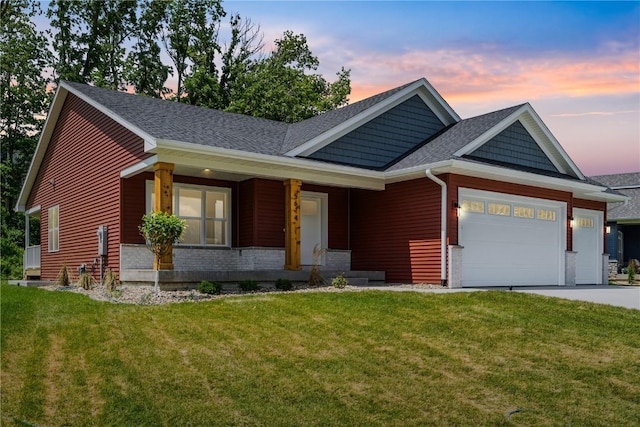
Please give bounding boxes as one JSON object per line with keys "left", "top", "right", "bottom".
{"left": 104, "top": 268, "right": 119, "bottom": 292}
{"left": 198, "top": 280, "right": 222, "bottom": 295}
{"left": 629, "top": 259, "right": 636, "bottom": 284}
{"left": 308, "top": 245, "right": 327, "bottom": 287}
{"left": 275, "top": 278, "right": 293, "bottom": 291}
{"left": 56, "top": 263, "right": 70, "bottom": 287}
{"left": 331, "top": 273, "right": 349, "bottom": 289}
{"left": 238, "top": 280, "right": 260, "bottom": 292}
{"left": 78, "top": 272, "right": 95, "bottom": 290}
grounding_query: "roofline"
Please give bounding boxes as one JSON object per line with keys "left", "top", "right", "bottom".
{"left": 153, "top": 139, "right": 386, "bottom": 190}
{"left": 385, "top": 159, "right": 626, "bottom": 203}
{"left": 15, "top": 82, "right": 159, "bottom": 212}
{"left": 453, "top": 103, "right": 585, "bottom": 180}
{"left": 284, "top": 78, "right": 461, "bottom": 157}
{"left": 15, "top": 87, "right": 68, "bottom": 212}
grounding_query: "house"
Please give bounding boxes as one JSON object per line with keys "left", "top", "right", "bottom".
{"left": 590, "top": 172, "right": 640, "bottom": 272}
{"left": 15, "top": 78, "right": 625, "bottom": 288}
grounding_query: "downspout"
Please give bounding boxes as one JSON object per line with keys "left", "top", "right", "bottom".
{"left": 425, "top": 169, "right": 447, "bottom": 286}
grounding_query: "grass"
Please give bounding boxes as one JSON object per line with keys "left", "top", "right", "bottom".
{"left": 1, "top": 285, "right": 639, "bottom": 426}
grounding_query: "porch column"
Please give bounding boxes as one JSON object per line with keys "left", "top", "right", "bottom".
{"left": 154, "top": 162, "right": 174, "bottom": 270}
{"left": 284, "top": 179, "right": 302, "bottom": 270}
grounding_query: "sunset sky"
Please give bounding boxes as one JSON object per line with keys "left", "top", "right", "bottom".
{"left": 36, "top": 0, "right": 639, "bottom": 176}
{"left": 225, "top": 0, "right": 639, "bottom": 176}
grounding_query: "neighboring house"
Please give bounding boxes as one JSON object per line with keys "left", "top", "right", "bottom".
{"left": 15, "top": 78, "right": 624, "bottom": 288}
{"left": 590, "top": 172, "right": 640, "bottom": 271}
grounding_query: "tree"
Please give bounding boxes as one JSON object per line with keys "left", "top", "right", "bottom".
{"left": 125, "top": 0, "right": 171, "bottom": 97}
{"left": 0, "top": 0, "right": 51, "bottom": 278}
{"left": 226, "top": 31, "right": 351, "bottom": 123}
{"left": 47, "top": 0, "right": 138, "bottom": 89}
{"left": 139, "top": 211, "right": 185, "bottom": 292}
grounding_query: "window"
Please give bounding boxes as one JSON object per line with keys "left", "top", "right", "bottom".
{"left": 514, "top": 206, "right": 534, "bottom": 219}
{"left": 488, "top": 203, "right": 511, "bottom": 216}
{"left": 461, "top": 200, "right": 485, "bottom": 214}
{"left": 576, "top": 218, "right": 594, "bottom": 228}
{"left": 537, "top": 209, "right": 557, "bottom": 221}
{"left": 48, "top": 205, "right": 59, "bottom": 252}
{"left": 146, "top": 182, "right": 230, "bottom": 246}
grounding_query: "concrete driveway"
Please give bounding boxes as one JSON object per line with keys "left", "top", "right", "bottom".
{"left": 510, "top": 285, "right": 640, "bottom": 310}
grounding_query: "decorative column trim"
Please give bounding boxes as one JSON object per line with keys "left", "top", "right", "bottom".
{"left": 284, "top": 179, "right": 302, "bottom": 270}
{"left": 153, "top": 162, "right": 175, "bottom": 270}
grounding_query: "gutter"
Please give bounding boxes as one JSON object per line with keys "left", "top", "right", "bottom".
{"left": 425, "top": 169, "right": 448, "bottom": 286}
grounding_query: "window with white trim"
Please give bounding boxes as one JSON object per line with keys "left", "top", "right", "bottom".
{"left": 48, "top": 205, "right": 59, "bottom": 252}
{"left": 146, "top": 181, "right": 231, "bottom": 246}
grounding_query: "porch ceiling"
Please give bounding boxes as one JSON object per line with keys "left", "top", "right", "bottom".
{"left": 141, "top": 147, "right": 386, "bottom": 190}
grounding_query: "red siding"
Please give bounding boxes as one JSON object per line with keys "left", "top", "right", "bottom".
{"left": 26, "top": 94, "right": 149, "bottom": 280}
{"left": 238, "top": 179, "right": 285, "bottom": 247}
{"left": 351, "top": 178, "right": 442, "bottom": 283}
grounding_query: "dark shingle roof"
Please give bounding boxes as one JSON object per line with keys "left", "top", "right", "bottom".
{"left": 387, "top": 104, "right": 524, "bottom": 171}
{"left": 64, "top": 81, "right": 290, "bottom": 155}
{"left": 590, "top": 172, "right": 640, "bottom": 189}
{"left": 281, "top": 80, "right": 420, "bottom": 153}
{"left": 590, "top": 172, "right": 640, "bottom": 220}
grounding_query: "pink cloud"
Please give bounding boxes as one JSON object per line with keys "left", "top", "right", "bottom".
{"left": 348, "top": 47, "right": 640, "bottom": 106}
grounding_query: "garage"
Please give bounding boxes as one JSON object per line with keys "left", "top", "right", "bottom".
{"left": 458, "top": 188, "right": 566, "bottom": 287}
{"left": 573, "top": 208, "right": 604, "bottom": 284}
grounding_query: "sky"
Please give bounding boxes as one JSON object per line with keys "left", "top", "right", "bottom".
{"left": 222, "top": 0, "right": 640, "bottom": 176}
{"left": 35, "top": 0, "right": 640, "bottom": 176}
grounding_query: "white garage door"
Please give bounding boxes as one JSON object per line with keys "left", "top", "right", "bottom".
{"left": 458, "top": 189, "right": 566, "bottom": 287}
{"left": 573, "top": 208, "right": 603, "bottom": 284}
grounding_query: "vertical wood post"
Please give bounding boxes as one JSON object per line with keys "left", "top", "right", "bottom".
{"left": 284, "top": 179, "right": 302, "bottom": 270}
{"left": 153, "top": 162, "right": 175, "bottom": 270}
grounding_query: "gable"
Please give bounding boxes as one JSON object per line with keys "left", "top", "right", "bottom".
{"left": 305, "top": 95, "right": 446, "bottom": 169}
{"left": 467, "top": 120, "right": 559, "bottom": 173}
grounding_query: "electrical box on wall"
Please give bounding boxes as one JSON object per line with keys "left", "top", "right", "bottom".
{"left": 97, "top": 225, "right": 108, "bottom": 256}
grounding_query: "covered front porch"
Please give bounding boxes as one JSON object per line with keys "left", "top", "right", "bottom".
{"left": 119, "top": 243, "right": 384, "bottom": 289}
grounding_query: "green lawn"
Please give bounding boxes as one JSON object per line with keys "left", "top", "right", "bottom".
{"left": 1, "top": 285, "right": 639, "bottom": 426}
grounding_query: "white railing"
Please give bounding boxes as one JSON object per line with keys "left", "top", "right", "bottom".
{"left": 24, "top": 245, "right": 41, "bottom": 269}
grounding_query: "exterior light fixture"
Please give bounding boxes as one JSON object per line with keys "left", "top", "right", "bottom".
{"left": 453, "top": 201, "right": 461, "bottom": 217}
{"left": 568, "top": 216, "right": 575, "bottom": 228}
{"left": 606, "top": 226, "right": 611, "bottom": 234}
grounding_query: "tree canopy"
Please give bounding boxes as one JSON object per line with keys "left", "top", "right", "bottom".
{"left": 0, "top": 0, "right": 352, "bottom": 278}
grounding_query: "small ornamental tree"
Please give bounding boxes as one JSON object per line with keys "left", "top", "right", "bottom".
{"left": 139, "top": 211, "right": 185, "bottom": 292}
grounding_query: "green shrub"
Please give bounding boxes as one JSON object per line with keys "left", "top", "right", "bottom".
{"left": 629, "top": 259, "right": 636, "bottom": 284}
{"left": 275, "top": 278, "right": 293, "bottom": 291}
{"left": 77, "top": 272, "right": 95, "bottom": 290}
{"left": 331, "top": 273, "right": 349, "bottom": 289}
{"left": 56, "top": 263, "right": 70, "bottom": 287}
{"left": 198, "top": 280, "right": 222, "bottom": 295}
{"left": 238, "top": 280, "right": 260, "bottom": 292}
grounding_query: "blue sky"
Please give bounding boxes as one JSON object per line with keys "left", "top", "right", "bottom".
{"left": 223, "top": 0, "right": 640, "bottom": 175}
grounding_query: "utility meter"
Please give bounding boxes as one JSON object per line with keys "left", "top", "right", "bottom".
{"left": 97, "top": 225, "right": 108, "bottom": 256}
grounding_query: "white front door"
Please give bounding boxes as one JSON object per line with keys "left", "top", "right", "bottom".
{"left": 301, "top": 192, "right": 327, "bottom": 265}
{"left": 573, "top": 208, "right": 604, "bottom": 284}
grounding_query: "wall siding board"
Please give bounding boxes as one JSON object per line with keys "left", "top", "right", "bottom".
{"left": 308, "top": 95, "right": 445, "bottom": 169}
{"left": 470, "top": 120, "right": 558, "bottom": 172}
{"left": 350, "top": 178, "right": 442, "bottom": 283}
{"left": 26, "top": 94, "right": 149, "bottom": 280}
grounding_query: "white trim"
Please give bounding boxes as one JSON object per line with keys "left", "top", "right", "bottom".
{"left": 26, "top": 205, "right": 41, "bottom": 215}
{"left": 120, "top": 155, "right": 158, "bottom": 178}
{"left": 285, "top": 78, "right": 460, "bottom": 157}
{"left": 387, "top": 159, "right": 625, "bottom": 203}
{"left": 47, "top": 205, "right": 60, "bottom": 253}
{"left": 425, "top": 170, "right": 447, "bottom": 285}
{"left": 61, "top": 82, "right": 158, "bottom": 147}
{"left": 453, "top": 103, "right": 584, "bottom": 180}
